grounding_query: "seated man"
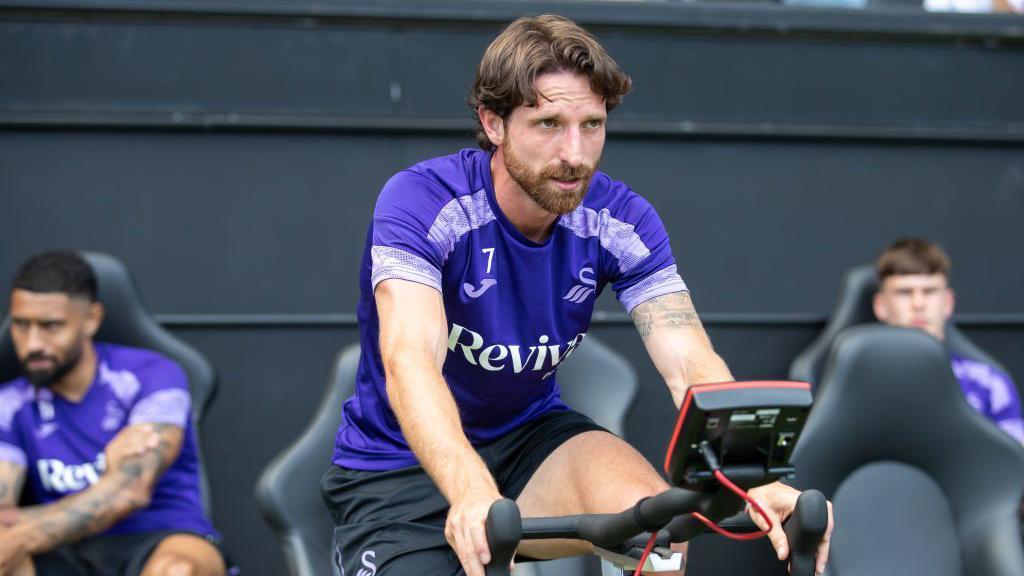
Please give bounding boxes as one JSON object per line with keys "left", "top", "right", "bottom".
{"left": 0, "top": 252, "right": 228, "bottom": 575}
{"left": 873, "top": 238, "right": 1024, "bottom": 444}
{"left": 324, "top": 14, "right": 832, "bottom": 576}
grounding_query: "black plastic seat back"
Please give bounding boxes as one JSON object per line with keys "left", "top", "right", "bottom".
{"left": 255, "top": 344, "right": 358, "bottom": 576}
{"left": 789, "top": 264, "right": 1008, "bottom": 390}
{"left": 790, "top": 325, "right": 1024, "bottom": 576}
{"left": 555, "top": 334, "right": 638, "bottom": 437}
{"left": 255, "top": 335, "right": 637, "bottom": 576}
{"left": 0, "top": 251, "right": 218, "bottom": 515}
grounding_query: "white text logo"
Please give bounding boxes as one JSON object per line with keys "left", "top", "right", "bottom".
{"left": 101, "top": 400, "right": 125, "bottom": 431}
{"left": 448, "top": 324, "right": 586, "bottom": 377}
{"left": 357, "top": 551, "right": 377, "bottom": 576}
{"left": 563, "top": 267, "right": 597, "bottom": 304}
{"left": 463, "top": 279, "right": 497, "bottom": 299}
{"left": 37, "top": 454, "right": 106, "bottom": 494}
{"left": 34, "top": 422, "right": 58, "bottom": 440}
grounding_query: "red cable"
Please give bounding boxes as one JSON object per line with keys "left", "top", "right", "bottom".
{"left": 692, "top": 512, "right": 766, "bottom": 541}
{"left": 633, "top": 530, "right": 659, "bottom": 576}
{"left": 716, "top": 470, "right": 774, "bottom": 531}
{"left": 693, "top": 469, "right": 773, "bottom": 541}
{"left": 634, "top": 469, "right": 774, "bottom": 574}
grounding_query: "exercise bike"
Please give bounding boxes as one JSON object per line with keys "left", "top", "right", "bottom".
{"left": 484, "top": 380, "right": 829, "bottom": 576}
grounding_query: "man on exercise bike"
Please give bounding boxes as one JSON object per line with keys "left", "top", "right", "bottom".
{"left": 322, "top": 14, "right": 834, "bottom": 576}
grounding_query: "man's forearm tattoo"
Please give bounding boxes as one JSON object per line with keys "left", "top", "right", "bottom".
{"left": 31, "top": 475, "right": 149, "bottom": 548}
{"left": 22, "top": 423, "right": 179, "bottom": 551}
{"left": 631, "top": 292, "right": 702, "bottom": 338}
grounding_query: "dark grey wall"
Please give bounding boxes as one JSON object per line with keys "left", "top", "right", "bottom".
{"left": 1, "top": 1, "right": 1022, "bottom": 574}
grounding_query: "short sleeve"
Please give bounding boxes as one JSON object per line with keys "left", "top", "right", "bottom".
{"left": 602, "top": 193, "right": 688, "bottom": 314}
{"left": 370, "top": 170, "right": 452, "bottom": 293}
{"left": 989, "top": 372, "right": 1024, "bottom": 444}
{"left": 127, "top": 359, "right": 192, "bottom": 429}
{"left": 0, "top": 385, "right": 30, "bottom": 467}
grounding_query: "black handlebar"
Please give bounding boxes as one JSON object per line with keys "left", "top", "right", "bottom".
{"left": 714, "top": 490, "right": 829, "bottom": 575}
{"left": 783, "top": 490, "right": 829, "bottom": 576}
{"left": 484, "top": 498, "right": 520, "bottom": 576}
{"left": 483, "top": 488, "right": 829, "bottom": 576}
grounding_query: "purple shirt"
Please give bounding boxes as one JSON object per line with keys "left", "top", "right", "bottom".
{"left": 951, "top": 353, "right": 1024, "bottom": 444}
{"left": 334, "top": 149, "right": 687, "bottom": 470}
{"left": 0, "top": 343, "right": 215, "bottom": 537}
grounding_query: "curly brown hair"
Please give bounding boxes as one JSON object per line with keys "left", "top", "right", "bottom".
{"left": 468, "top": 15, "right": 632, "bottom": 151}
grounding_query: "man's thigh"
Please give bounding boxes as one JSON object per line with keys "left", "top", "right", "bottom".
{"left": 322, "top": 465, "right": 462, "bottom": 576}
{"left": 31, "top": 531, "right": 225, "bottom": 576}
{"left": 139, "top": 534, "right": 226, "bottom": 576}
{"left": 515, "top": 430, "right": 671, "bottom": 559}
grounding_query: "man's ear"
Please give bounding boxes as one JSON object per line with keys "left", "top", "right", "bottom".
{"left": 84, "top": 302, "right": 104, "bottom": 338}
{"left": 872, "top": 291, "right": 889, "bottom": 323}
{"left": 478, "top": 107, "right": 506, "bottom": 147}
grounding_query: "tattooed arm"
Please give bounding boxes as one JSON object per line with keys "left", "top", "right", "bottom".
{"left": 0, "top": 460, "right": 26, "bottom": 528}
{"left": 0, "top": 423, "right": 181, "bottom": 562}
{"left": 631, "top": 291, "right": 733, "bottom": 406}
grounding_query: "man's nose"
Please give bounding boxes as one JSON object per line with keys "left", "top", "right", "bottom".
{"left": 558, "top": 127, "right": 584, "bottom": 167}
{"left": 24, "top": 326, "right": 46, "bottom": 352}
{"left": 910, "top": 291, "right": 927, "bottom": 308}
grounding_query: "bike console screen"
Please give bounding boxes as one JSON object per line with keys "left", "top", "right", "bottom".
{"left": 663, "top": 381, "right": 813, "bottom": 490}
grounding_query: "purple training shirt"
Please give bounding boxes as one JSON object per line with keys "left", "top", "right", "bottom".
{"left": 0, "top": 343, "right": 215, "bottom": 538}
{"left": 951, "top": 353, "right": 1024, "bottom": 444}
{"left": 334, "top": 149, "right": 687, "bottom": 471}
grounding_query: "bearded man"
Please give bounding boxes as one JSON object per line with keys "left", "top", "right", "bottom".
{"left": 322, "top": 14, "right": 832, "bottom": 576}
{"left": 0, "top": 251, "right": 228, "bottom": 576}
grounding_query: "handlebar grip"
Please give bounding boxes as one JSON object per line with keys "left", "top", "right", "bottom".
{"left": 783, "top": 489, "right": 828, "bottom": 576}
{"left": 485, "top": 498, "right": 521, "bottom": 576}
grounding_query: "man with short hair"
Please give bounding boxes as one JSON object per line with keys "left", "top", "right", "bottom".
{"left": 873, "top": 237, "right": 1024, "bottom": 444}
{"left": 323, "top": 14, "right": 832, "bottom": 576}
{"left": 0, "top": 251, "right": 228, "bottom": 576}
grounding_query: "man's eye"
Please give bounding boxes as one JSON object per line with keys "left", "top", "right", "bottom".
{"left": 539, "top": 119, "right": 557, "bottom": 128}
{"left": 583, "top": 119, "right": 603, "bottom": 129}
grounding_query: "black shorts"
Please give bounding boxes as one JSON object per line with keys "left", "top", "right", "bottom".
{"left": 32, "top": 530, "right": 235, "bottom": 576}
{"left": 321, "top": 409, "right": 607, "bottom": 576}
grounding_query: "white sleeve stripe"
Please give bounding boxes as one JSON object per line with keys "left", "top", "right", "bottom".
{"left": 619, "top": 265, "right": 689, "bottom": 314}
{"left": 128, "top": 389, "right": 191, "bottom": 428}
{"left": 426, "top": 189, "right": 496, "bottom": 263}
{"left": 0, "top": 442, "right": 26, "bottom": 468}
{"left": 622, "top": 281, "right": 689, "bottom": 315}
{"left": 370, "top": 246, "right": 442, "bottom": 292}
{"left": 558, "top": 205, "right": 652, "bottom": 274}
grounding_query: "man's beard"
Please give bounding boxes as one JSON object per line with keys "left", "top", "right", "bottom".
{"left": 503, "top": 135, "right": 596, "bottom": 216}
{"left": 20, "top": 344, "right": 82, "bottom": 389}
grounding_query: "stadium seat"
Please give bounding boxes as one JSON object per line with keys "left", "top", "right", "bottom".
{"left": 254, "top": 335, "right": 638, "bottom": 576}
{"left": 789, "top": 264, "right": 1007, "bottom": 391}
{"left": 0, "top": 251, "right": 219, "bottom": 515}
{"left": 789, "top": 325, "right": 1024, "bottom": 575}
{"left": 254, "top": 344, "right": 357, "bottom": 576}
